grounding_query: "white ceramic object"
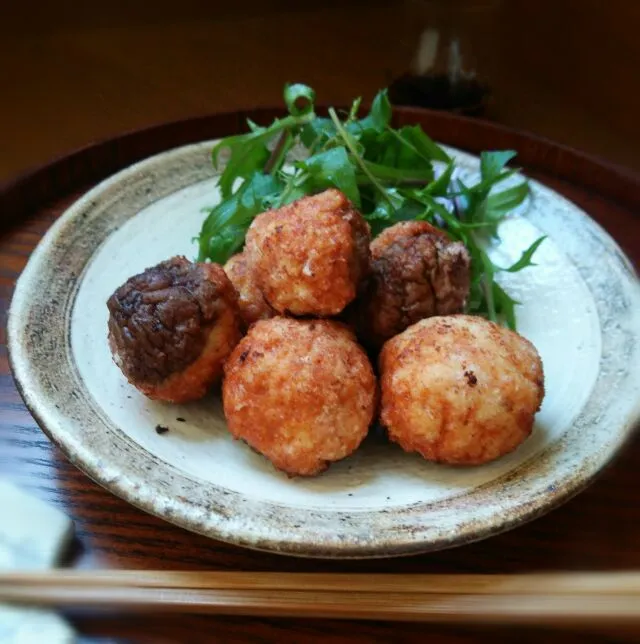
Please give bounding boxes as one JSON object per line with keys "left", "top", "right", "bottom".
{"left": 8, "top": 141, "right": 640, "bottom": 558}
{"left": 0, "top": 479, "right": 75, "bottom": 643}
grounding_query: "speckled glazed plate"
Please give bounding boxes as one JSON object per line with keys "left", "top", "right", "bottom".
{"left": 8, "top": 140, "right": 640, "bottom": 558}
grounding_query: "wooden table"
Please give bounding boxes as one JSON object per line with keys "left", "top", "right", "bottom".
{"left": 1, "top": 109, "right": 639, "bottom": 643}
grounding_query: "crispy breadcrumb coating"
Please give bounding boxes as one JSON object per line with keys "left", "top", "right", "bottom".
{"left": 245, "top": 189, "right": 370, "bottom": 316}
{"left": 224, "top": 252, "right": 276, "bottom": 330}
{"left": 223, "top": 317, "right": 377, "bottom": 476}
{"left": 379, "top": 315, "right": 544, "bottom": 465}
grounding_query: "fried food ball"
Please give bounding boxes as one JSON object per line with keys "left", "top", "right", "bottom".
{"left": 379, "top": 315, "right": 544, "bottom": 465}
{"left": 223, "top": 317, "right": 376, "bottom": 476}
{"left": 357, "top": 221, "right": 471, "bottom": 348}
{"left": 223, "top": 252, "right": 276, "bottom": 330}
{"left": 107, "top": 256, "right": 242, "bottom": 403}
{"left": 245, "top": 189, "right": 371, "bottom": 316}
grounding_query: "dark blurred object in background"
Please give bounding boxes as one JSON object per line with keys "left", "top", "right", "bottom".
{"left": 389, "top": 73, "right": 489, "bottom": 116}
{"left": 389, "top": 0, "right": 501, "bottom": 116}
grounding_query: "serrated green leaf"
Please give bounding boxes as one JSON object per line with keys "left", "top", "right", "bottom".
{"left": 425, "top": 161, "right": 455, "bottom": 196}
{"left": 367, "top": 188, "right": 404, "bottom": 221}
{"left": 198, "top": 172, "right": 283, "bottom": 262}
{"left": 361, "top": 160, "right": 434, "bottom": 185}
{"left": 393, "top": 200, "right": 428, "bottom": 223}
{"left": 500, "top": 236, "right": 546, "bottom": 273}
{"left": 211, "top": 131, "right": 254, "bottom": 169}
{"left": 362, "top": 126, "right": 444, "bottom": 179}
{"left": 300, "top": 146, "right": 361, "bottom": 206}
{"left": 300, "top": 117, "right": 336, "bottom": 149}
{"left": 399, "top": 125, "right": 451, "bottom": 163}
{"left": 328, "top": 107, "right": 390, "bottom": 204}
{"left": 480, "top": 150, "right": 517, "bottom": 183}
{"left": 411, "top": 191, "right": 461, "bottom": 234}
{"left": 473, "top": 168, "right": 519, "bottom": 194}
{"left": 217, "top": 135, "right": 271, "bottom": 199}
{"left": 358, "top": 89, "right": 392, "bottom": 133}
{"left": 212, "top": 110, "right": 316, "bottom": 199}
{"left": 486, "top": 182, "right": 529, "bottom": 216}
{"left": 208, "top": 225, "right": 246, "bottom": 261}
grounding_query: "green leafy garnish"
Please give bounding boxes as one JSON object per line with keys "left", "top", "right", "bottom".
{"left": 480, "top": 150, "right": 517, "bottom": 184}
{"left": 502, "top": 236, "right": 547, "bottom": 273}
{"left": 299, "top": 147, "right": 360, "bottom": 207}
{"left": 198, "top": 172, "right": 283, "bottom": 263}
{"left": 383, "top": 125, "right": 451, "bottom": 165}
{"left": 196, "top": 83, "right": 545, "bottom": 329}
{"left": 283, "top": 83, "right": 316, "bottom": 116}
{"left": 425, "top": 161, "right": 455, "bottom": 196}
{"left": 356, "top": 88, "right": 392, "bottom": 132}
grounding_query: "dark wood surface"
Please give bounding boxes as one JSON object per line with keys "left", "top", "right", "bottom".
{"left": 2, "top": 0, "right": 640, "bottom": 181}
{"left": 1, "top": 110, "right": 639, "bottom": 643}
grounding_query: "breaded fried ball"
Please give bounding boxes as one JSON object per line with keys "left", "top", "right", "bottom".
{"left": 380, "top": 315, "right": 544, "bottom": 465}
{"left": 107, "top": 256, "right": 242, "bottom": 403}
{"left": 245, "top": 189, "right": 370, "bottom": 316}
{"left": 224, "top": 252, "right": 275, "bottom": 330}
{"left": 223, "top": 317, "right": 376, "bottom": 476}
{"left": 358, "top": 221, "right": 471, "bottom": 348}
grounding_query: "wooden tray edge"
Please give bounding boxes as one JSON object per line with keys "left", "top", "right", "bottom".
{"left": 1, "top": 107, "right": 639, "bottom": 230}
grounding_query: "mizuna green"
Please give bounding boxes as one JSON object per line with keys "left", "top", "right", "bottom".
{"left": 197, "top": 83, "right": 544, "bottom": 329}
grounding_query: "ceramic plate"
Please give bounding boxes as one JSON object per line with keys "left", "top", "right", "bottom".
{"left": 8, "top": 140, "right": 640, "bottom": 558}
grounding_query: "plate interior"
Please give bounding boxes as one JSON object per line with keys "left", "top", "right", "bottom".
{"left": 9, "top": 140, "right": 640, "bottom": 557}
{"left": 71, "top": 170, "right": 602, "bottom": 510}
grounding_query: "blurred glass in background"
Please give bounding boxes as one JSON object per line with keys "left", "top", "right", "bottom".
{"left": 390, "top": 0, "right": 502, "bottom": 115}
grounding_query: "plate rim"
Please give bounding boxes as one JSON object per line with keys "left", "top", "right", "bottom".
{"left": 7, "top": 137, "right": 640, "bottom": 559}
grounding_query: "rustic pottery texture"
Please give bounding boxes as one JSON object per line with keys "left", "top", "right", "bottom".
{"left": 8, "top": 141, "right": 640, "bottom": 558}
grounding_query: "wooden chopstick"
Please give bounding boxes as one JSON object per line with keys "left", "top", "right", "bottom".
{"left": 4, "top": 570, "right": 640, "bottom": 595}
{"left": 2, "top": 571, "right": 640, "bottom": 624}
{"left": 3, "top": 586, "right": 640, "bottom": 624}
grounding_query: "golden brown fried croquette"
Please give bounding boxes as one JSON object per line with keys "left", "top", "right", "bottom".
{"left": 357, "top": 221, "right": 471, "bottom": 348}
{"left": 245, "top": 189, "right": 371, "bottom": 316}
{"left": 223, "top": 317, "right": 377, "bottom": 476}
{"left": 223, "top": 252, "right": 276, "bottom": 330}
{"left": 107, "top": 256, "right": 242, "bottom": 403}
{"left": 379, "top": 315, "right": 544, "bottom": 465}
